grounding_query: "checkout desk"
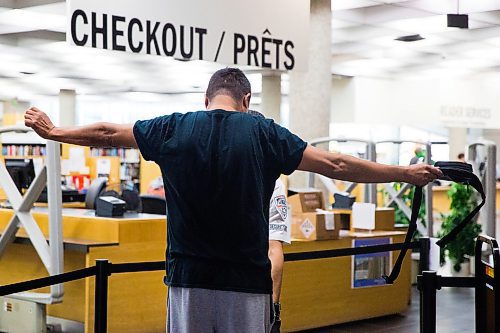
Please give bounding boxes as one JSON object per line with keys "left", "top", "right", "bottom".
{"left": 0, "top": 209, "right": 411, "bottom": 333}
{"left": 0, "top": 208, "right": 167, "bottom": 333}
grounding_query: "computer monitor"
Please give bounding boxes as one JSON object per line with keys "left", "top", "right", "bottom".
{"left": 5, "top": 159, "right": 35, "bottom": 194}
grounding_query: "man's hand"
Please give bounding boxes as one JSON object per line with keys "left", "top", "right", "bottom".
{"left": 24, "top": 107, "right": 55, "bottom": 139}
{"left": 405, "top": 164, "right": 443, "bottom": 186}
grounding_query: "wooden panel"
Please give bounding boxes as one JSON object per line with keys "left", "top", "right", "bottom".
{"left": 86, "top": 156, "right": 121, "bottom": 186}
{"left": 0, "top": 243, "right": 86, "bottom": 322}
{"left": 0, "top": 209, "right": 120, "bottom": 243}
{"left": 85, "top": 243, "right": 166, "bottom": 333}
{"left": 139, "top": 156, "right": 161, "bottom": 194}
{"left": 61, "top": 144, "right": 90, "bottom": 160}
{"left": 281, "top": 234, "right": 411, "bottom": 332}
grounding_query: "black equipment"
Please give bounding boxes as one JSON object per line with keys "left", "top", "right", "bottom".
{"left": 95, "top": 196, "right": 126, "bottom": 217}
{"left": 5, "top": 159, "right": 35, "bottom": 194}
{"left": 384, "top": 161, "right": 485, "bottom": 284}
{"left": 140, "top": 195, "right": 167, "bottom": 215}
{"left": 85, "top": 177, "right": 108, "bottom": 209}
{"left": 37, "top": 187, "right": 85, "bottom": 203}
{"left": 332, "top": 193, "right": 356, "bottom": 209}
{"left": 418, "top": 235, "right": 499, "bottom": 333}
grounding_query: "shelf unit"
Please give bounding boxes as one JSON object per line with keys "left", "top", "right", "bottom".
{"left": 90, "top": 148, "right": 141, "bottom": 190}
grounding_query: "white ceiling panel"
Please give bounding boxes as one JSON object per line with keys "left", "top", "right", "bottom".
{"left": 469, "top": 10, "right": 500, "bottom": 25}
{"left": 331, "top": 0, "right": 379, "bottom": 11}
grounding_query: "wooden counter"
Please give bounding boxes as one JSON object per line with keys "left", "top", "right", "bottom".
{"left": 0, "top": 209, "right": 410, "bottom": 333}
{"left": 281, "top": 231, "right": 411, "bottom": 332}
{"left": 0, "top": 208, "right": 167, "bottom": 333}
{"left": 433, "top": 184, "right": 500, "bottom": 215}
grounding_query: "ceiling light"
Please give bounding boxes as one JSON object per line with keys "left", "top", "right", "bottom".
{"left": 447, "top": 14, "right": 468, "bottom": 29}
{"left": 395, "top": 34, "right": 424, "bottom": 42}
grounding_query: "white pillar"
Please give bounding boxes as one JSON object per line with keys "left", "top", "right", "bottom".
{"left": 58, "top": 89, "right": 76, "bottom": 126}
{"left": 448, "top": 127, "right": 467, "bottom": 160}
{"left": 288, "top": 0, "right": 331, "bottom": 189}
{"left": 289, "top": 0, "right": 331, "bottom": 141}
{"left": 261, "top": 74, "right": 282, "bottom": 123}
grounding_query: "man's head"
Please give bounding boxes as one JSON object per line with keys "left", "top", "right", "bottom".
{"left": 205, "top": 67, "right": 251, "bottom": 112}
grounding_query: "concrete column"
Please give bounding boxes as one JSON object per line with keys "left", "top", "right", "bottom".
{"left": 448, "top": 127, "right": 467, "bottom": 160}
{"left": 288, "top": 0, "right": 331, "bottom": 190}
{"left": 288, "top": 0, "right": 331, "bottom": 141}
{"left": 59, "top": 89, "right": 76, "bottom": 126}
{"left": 261, "top": 74, "right": 281, "bottom": 123}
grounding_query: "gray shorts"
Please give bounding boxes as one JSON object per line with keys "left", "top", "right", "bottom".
{"left": 167, "top": 287, "right": 271, "bottom": 333}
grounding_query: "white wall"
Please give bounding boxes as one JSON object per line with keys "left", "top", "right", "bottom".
{"left": 331, "top": 76, "right": 500, "bottom": 129}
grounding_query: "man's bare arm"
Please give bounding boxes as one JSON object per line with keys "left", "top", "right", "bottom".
{"left": 297, "top": 145, "right": 443, "bottom": 186}
{"left": 268, "top": 240, "right": 284, "bottom": 303}
{"left": 24, "top": 107, "right": 137, "bottom": 148}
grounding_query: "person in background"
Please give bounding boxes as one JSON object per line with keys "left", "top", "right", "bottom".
{"left": 409, "top": 147, "right": 425, "bottom": 165}
{"left": 268, "top": 178, "right": 289, "bottom": 333}
{"left": 24, "top": 67, "right": 442, "bottom": 333}
{"left": 147, "top": 176, "right": 166, "bottom": 198}
{"left": 248, "top": 109, "right": 289, "bottom": 332}
{"left": 457, "top": 153, "right": 465, "bottom": 162}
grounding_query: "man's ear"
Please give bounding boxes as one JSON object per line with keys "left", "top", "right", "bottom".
{"left": 205, "top": 95, "right": 209, "bottom": 109}
{"left": 243, "top": 93, "right": 251, "bottom": 111}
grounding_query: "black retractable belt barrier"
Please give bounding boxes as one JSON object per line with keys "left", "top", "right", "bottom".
{"left": 385, "top": 161, "right": 485, "bottom": 284}
{"left": 418, "top": 235, "right": 499, "bottom": 333}
{"left": 475, "top": 235, "right": 500, "bottom": 333}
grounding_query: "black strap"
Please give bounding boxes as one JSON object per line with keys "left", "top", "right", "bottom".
{"left": 383, "top": 186, "right": 422, "bottom": 284}
{"left": 435, "top": 171, "right": 485, "bottom": 247}
{"left": 384, "top": 161, "right": 485, "bottom": 284}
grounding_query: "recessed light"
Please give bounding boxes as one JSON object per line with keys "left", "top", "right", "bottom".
{"left": 395, "top": 34, "right": 425, "bottom": 42}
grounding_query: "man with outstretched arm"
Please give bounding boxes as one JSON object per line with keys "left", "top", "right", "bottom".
{"left": 25, "top": 68, "right": 442, "bottom": 333}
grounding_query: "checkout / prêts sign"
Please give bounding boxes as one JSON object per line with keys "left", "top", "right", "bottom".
{"left": 67, "top": 0, "right": 310, "bottom": 71}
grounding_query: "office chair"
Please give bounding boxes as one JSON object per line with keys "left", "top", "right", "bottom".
{"left": 140, "top": 195, "right": 167, "bottom": 215}
{"left": 85, "top": 177, "right": 107, "bottom": 209}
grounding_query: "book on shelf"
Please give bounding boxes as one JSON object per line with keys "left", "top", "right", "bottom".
{"left": 1, "top": 144, "right": 46, "bottom": 157}
{"left": 90, "top": 147, "right": 140, "bottom": 163}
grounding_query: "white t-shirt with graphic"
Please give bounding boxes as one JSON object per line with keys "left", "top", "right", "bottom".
{"left": 269, "top": 179, "right": 291, "bottom": 244}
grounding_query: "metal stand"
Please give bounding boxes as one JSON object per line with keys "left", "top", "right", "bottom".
{"left": 307, "top": 137, "right": 377, "bottom": 204}
{"left": 95, "top": 259, "right": 110, "bottom": 333}
{"left": 0, "top": 126, "right": 63, "bottom": 304}
{"left": 468, "top": 141, "right": 497, "bottom": 240}
{"left": 418, "top": 235, "right": 499, "bottom": 333}
{"left": 475, "top": 236, "right": 499, "bottom": 333}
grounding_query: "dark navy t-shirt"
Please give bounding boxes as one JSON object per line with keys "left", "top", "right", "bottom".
{"left": 133, "top": 109, "right": 307, "bottom": 294}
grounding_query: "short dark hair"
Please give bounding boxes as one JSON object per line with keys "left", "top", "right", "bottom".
{"left": 206, "top": 68, "right": 251, "bottom": 102}
{"left": 458, "top": 153, "right": 465, "bottom": 159}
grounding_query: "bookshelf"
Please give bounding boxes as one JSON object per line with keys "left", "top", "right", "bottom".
{"left": 1, "top": 144, "right": 47, "bottom": 157}
{"left": 89, "top": 148, "right": 141, "bottom": 190}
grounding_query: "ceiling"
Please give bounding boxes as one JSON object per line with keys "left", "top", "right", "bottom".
{"left": 331, "top": 0, "right": 500, "bottom": 78}
{"left": 0, "top": 0, "right": 499, "bottom": 101}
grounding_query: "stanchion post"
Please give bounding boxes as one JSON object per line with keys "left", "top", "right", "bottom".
{"left": 95, "top": 259, "right": 110, "bottom": 333}
{"left": 418, "top": 271, "right": 438, "bottom": 333}
{"left": 419, "top": 237, "right": 431, "bottom": 273}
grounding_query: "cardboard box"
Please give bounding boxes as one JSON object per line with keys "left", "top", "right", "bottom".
{"left": 331, "top": 207, "right": 396, "bottom": 231}
{"left": 292, "top": 212, "right": 341, "bottom": 241}
{"left": 371, "top": 208, "right": 395, "bottom": 231}
{"left": 288, "top": 189, "right": 324, "bottom": 213}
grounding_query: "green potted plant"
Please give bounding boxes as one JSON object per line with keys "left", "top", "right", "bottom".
{"left": 438, "top": 183, "right": 481, "bottom": 274}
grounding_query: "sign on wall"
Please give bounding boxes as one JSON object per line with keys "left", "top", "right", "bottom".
{"left": 67, "top": 0, "right": 310, "bottom": 71}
